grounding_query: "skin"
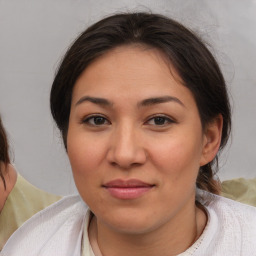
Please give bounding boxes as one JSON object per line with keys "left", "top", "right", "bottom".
{"left": 0, "top": 163, "right": 17, "bottom": 212}
{"left": 67, "top": 45, "right": 223, "bottom": 256}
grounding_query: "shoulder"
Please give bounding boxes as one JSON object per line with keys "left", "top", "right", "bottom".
{"left": 8, "top": 173, "right": 61, "bottom": 218}
{"left": 0, "top": 173, "right": 62, "bottom": 249}
{"left": 200, "top": 190, "right": 256, "bottom": 228}
{"left": 206, "top": 191, "right": 256, "bottom": 220}
{"left": 15, "top": 174, "right": 61, "bottom": 204}
{"left": 197, "top": 190, "right": 256, "bottom": 254}
{"left": 2, "top": 195, "right": 89, "bottom": 256}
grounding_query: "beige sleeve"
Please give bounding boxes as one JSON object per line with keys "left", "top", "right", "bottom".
{"left": 0, "top": 174, "right": 61, "bottom": 250}
{"left": 221, "top": 178, "right": 256, "bottom": 207}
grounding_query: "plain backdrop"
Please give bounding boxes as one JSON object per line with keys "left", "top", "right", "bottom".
{"left": 0, "top": 0, "right": 255, "bottom": 195}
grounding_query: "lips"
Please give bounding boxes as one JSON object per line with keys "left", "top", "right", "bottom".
{"left": 103, "top": 179, "right": 154, "bottom": 199}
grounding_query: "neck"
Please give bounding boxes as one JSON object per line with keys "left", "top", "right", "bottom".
{"left": 90, "top": 203, "right": 207, "bottom": 256}
{"left": 0, "top": 163, "right": 17, "bottom": 212}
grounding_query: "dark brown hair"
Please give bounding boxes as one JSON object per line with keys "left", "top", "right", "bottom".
{"left": 50, "top": 12, "right": 231, "bottom": 194}
{"left": 0, "top": 116, "right": 10, "bottom": 189}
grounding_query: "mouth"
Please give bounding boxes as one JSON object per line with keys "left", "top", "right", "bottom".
{"left": 102, "top": 179, "right": 155, "bottom": 199}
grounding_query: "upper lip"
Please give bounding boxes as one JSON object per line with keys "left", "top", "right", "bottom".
{"left": 103, "top": 179, "right": 154, "bottom": 188}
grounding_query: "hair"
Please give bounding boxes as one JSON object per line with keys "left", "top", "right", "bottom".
{"left": 0, "top": 116, "right": 10, "bottom": 189}
{"left": 50, "top": 12, "right": 231, "bottom": 194}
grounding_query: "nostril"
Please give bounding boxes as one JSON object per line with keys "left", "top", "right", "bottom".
{"left": 109, "top": 161, "right": 143, "bottom": 170}
{"left": 110, "top": 161, "right": 118, "bottom": 167}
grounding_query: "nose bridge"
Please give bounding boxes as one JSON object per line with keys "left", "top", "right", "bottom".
{"left": 114, "top": 121, "right": 137, "bottom": 159}
{"left": 108, "top": 120, "right": 146, "bottom": 168}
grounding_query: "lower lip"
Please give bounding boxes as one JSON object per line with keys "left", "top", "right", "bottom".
{"left": 105, "top": 186, "right": 153, "bottom": 199}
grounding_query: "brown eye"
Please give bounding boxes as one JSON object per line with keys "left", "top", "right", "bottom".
{"left": 93, "top": 117, "right": 106, "bottom": 125}
{"left": 153, "top": 117, "right": 166, "bottom": 125}
{"left": 147, "top": 116, "right": 174, "bottom": 126}
{"left": 83, "top": 115, "right": 110, "bottom": 126}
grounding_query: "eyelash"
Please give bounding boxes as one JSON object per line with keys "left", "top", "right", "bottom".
{"left": 81, "top": 114, "right": 175, "bottom": 127}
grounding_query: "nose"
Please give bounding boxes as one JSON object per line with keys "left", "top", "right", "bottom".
{"left": 106, "top": 123, "right": 147, "bottom": 169}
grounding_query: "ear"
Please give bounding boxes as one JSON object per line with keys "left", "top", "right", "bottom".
{"left": 200, "top": 114, "right": 223, "bottom": 166}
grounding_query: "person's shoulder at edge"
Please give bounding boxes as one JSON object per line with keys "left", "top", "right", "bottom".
{"left": 183, "top": 190, "right": 256, "bottom": 255}
{"left": 200, "top": 189, "right": 256, "bottom": 221}
{"left": 1, "top": 194, "right": 88, "bottom": 256}
{"left": 9, "top": 173, "right": 62, "bottom": 210}
{"left": 218, "top": 192, "right": 256, "bottom": 245}
{"left": 0, "top": 172, "right": 62, "bottom": 250}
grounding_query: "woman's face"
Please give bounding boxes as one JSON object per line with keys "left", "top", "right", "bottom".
{"left": 67, "top": 46, "right": 214, "bottom": 235}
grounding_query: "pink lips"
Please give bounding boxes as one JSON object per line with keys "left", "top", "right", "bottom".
{"left": 103, "top": 179, "right": 154, "bottom": 199}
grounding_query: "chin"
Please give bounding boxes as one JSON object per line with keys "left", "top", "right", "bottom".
{"left": 99, "top": 210, "right": 160, "bottom": 235}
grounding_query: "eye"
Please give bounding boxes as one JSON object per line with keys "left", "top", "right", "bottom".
{"left": 146, "top": 115, "right": 174, "bottom": 126}
{"left": 82, "top": 115, "right": 110, "bottom": 126}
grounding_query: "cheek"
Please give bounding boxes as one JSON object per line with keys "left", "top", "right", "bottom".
{"left": 149, "top": 134, "right": 203, "bottom": 179}
{"left": 67, "top": 133, "right": 106, "bottom": 198}
{"left": 67, "top": 134, "right": 113, "bottom": 215}
{"left": 68, "top": 132, "right": 103, "bottom": 171}
{"left": 67, "top": 134, "right": 104, "bottom": 207}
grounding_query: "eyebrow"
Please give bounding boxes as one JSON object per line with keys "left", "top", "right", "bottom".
{"left": 75, "top": 95, "right": 184, "bottom": 108}
{"left": 75, "top": 96, "right": 112, "bottom": 107}
{"left": 138, "top": 96, "right": 184, "bottom": 107}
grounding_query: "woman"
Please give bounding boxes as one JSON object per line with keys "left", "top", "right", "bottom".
{"left": 2, "top": 12, "right": 256, "bottom": 255}
{"left": 0, "top": 116, "right": 60, "bottom": 250}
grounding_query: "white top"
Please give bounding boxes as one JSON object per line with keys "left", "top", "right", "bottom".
{"left": 1, "top": 191, "right": 256, "bottom": 256}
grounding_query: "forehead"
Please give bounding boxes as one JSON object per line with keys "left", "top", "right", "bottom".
{"left": 80, "top": 45, "right": 178, "bottom": 81}
{"left": 72, "top": 45, "right": 195, "bottom": 107}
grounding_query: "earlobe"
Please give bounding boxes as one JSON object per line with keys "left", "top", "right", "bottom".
{"left": 200, "top": 115, "right": 223, "bottom": 166}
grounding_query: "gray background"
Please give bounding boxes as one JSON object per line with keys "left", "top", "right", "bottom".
{"left": 0, "top": 0, "right": 255, "bottom": 195}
